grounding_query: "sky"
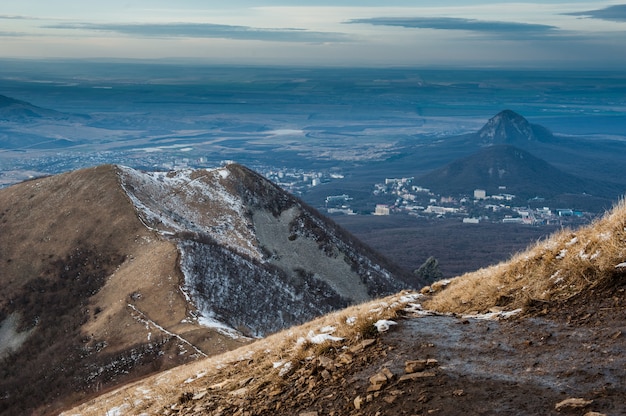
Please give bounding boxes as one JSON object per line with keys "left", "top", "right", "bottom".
{"left": 1, "top": 1, "right": 626, "bottom": 68}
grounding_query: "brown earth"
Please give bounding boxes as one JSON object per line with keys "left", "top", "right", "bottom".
{"left": 0, "top": 165, "right": 250, "bottom": 415}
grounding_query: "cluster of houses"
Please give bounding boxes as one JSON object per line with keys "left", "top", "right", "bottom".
{"left": 368, "top": 177, "right": 586, "bottom": 225}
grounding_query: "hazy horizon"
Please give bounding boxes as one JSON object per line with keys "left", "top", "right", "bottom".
{"left": 1, "top": 1, "right": 625, "bottom": 69}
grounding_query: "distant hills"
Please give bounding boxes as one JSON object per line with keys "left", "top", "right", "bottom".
{"left": 0, "top": 164, "right": 408, "bottom": 415}
{"left": 0, "top": 93, "right": 88, "bottom": 150}
{"left": 0, "top": 94, "right": 84, "bottom": 122}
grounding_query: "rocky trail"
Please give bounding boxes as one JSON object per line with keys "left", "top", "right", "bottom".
{"left": 152, "top": 299, "right": 625, "bottom": 416}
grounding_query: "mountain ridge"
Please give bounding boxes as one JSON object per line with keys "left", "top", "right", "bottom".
{"left": 0, "top": 163, "right": 408, "bottom": 415}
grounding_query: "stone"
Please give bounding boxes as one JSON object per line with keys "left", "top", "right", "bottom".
{"left": 318, "top": 356, "right": 335, "bottom": 369}
{"left": 349, "top": 339, "right": 376, "bottom": 354}
{"left": 384, "top": 395, "right": 397, "bottom": 404}
{"left": 354, "top": 396, "right": 363, "bottom": 410}
{"left": 426, "top": 359, "right": 439, "bottom": 367}
{"left": 382, "top": 367, "right": 394, "bottom": 380}
{"left": 405, "top": 360, "right": 427, "bottom": 373}
{"left": 367, "top": 383, "right": 384, "bottom": 392}
{"left": 192, "top": 391, "right": 207, "bottom": 400}
{"left": 399, "top": 372, "right": 436, "bottom": 382}
{"left": 370, "top": 372, "right": 388, "bottom": 385}
{"left": 555, "top": 398, "right": 593, "bottom": 411}
{"left": 228, "top": 387, "right": 249, "bottom": 397}
{"left": 209, "top": 379, "right": 232, "bottom": 390}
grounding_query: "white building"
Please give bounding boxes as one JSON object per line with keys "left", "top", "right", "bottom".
{"left": 474, "top": 189, "right": 487, "bottom": 199}
{"left": 374, "top": 204, "right": 390, "bottom": 216}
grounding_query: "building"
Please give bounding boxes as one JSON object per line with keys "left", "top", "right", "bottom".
{"left": 474, "top": 189, "right": 487, "bottom": 199}
{"left": 374, "top": 204, "right": 390, "bottom": 216}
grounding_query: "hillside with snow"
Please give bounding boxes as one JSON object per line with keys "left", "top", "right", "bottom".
{"left": 119, "top": 164, "right": 406, "bottom": 337}
{"left": 0, "top": 163, "right": 406, "bottom": 415}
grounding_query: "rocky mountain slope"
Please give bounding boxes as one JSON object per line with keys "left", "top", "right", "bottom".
{"left": 61, "top": 198, "right": 626, "bottom": 416}
{"left": 476, "top": 109, "right": 554, "bottom": 145}
{"left": 0, "top": 164, "right": 406, "bottom": 415}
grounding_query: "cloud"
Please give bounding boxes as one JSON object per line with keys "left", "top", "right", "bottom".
{"left": 0, "top": 32, "right": 28, "bottom": 37}
{"left": 565, "top": 4, "right": 626, "bottom": 22}
{"left": 0, "top": 15, "right": 31, "bottom": 20}
{"left": 346, "top": 17, "right": 557, "bottom": 37}
{"left": 44, "top": 22, "right": 351, "bottom": 43}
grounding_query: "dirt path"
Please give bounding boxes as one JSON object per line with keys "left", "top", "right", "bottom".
{"left": 266, "top": 307, "right": 625, "bottom": 416}
{"left": 95, "top": 289, "right": 625, "bottom": 416}
{"left": 367, "top": 313, "right": 626, "bottom": 415}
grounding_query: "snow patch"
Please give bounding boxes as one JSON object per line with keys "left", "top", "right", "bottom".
{"left": 319, "top": 326, "right": 336, "bottom": 334}
{"left": 549, "top": 270, "right": 561, "bottom": 280}
{"left": 105, "top": 404, "right": 130, "bottom": 416}
{"left": 462, "top": 308, "right": 522, "bottom": 321}
{"left": 197, "top": 315, "right": 243, "bottom": 340}
{"left": 307, "top": 330, "right": 344, "bottom": 344}
{"left": 217, "top": 168, "right": 230, "bottom": 179}
{"left": 374, "top": 320, "right": 397, "bottom": 333}
{"left": 274, "top": 361, "right": 293, "bottom": 377}
{"left": 118, "top": 165, "right": 262, "bottom": 260}
{"left": 399, "top": 293, "right": 424, "bottom": 303}
{"left": 184, "top": 371, "right": 207, "bottom": 384}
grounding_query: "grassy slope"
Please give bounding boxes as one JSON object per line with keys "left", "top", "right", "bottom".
{"left": 424, "top": 198, "right": 626, "bottom": 314}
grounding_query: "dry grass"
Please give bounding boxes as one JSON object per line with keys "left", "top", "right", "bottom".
{"left": 61, "top": 291, "right": 422, "bottom": 416}
{"left": 424, "top": 198, "right": 626, "bottom": 314}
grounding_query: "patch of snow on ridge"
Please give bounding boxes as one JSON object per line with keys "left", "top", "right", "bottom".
{"left": 197, "top": 315, "right": 243, "bottom": 340}
{"left": 117, "top": 165, "right": 262, "bottom": 260}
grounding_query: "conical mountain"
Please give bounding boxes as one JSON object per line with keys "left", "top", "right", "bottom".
{"left": 416, "top": 144, "right": 611, "bottom": 199}
{"left": 0, "top": 163, "right": 406, "bottom": 415}
{"left": 477, "top": 109, "right": 554, "bottom": 144}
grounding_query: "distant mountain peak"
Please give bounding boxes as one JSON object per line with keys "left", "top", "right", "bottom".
{"left": 477, "top": 109, "right": 552, "bottom": 144}
{"left": 0, "top": 93, "right": 88, "bottom": 123}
